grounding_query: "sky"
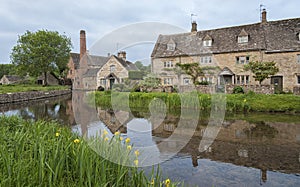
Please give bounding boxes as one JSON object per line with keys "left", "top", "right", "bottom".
{"left": 1, "top": 0, "right": 300, "bottom": 64}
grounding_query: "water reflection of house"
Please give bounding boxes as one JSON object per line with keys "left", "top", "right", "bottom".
{"left": 96, "top": 108, "right": 134, "bottom": 134}
{"left": 152, "top": 116, "right": 300, "bottom": 177}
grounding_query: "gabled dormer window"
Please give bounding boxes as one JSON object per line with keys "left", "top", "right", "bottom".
{"left": 298, "top": 33, "right": 300, "bottom": 41}
{"left": 167, "top": 38, "right": 176, "bottom": 51}
{"left": 238, "top": 29, "right": 249, "bottom": 44}
{"left": 203, "top": 35, "right": 212, "bottom": 47}
{"left": 203, "top": 40, "right": 212, "bottom": 47}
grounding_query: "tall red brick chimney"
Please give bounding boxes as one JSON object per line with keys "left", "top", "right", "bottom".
{"left": 80, "top": 30, "right": 86, "bottom": 59}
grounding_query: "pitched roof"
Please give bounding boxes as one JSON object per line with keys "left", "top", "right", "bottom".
{"left": 70, "top": 53, "right": 80, "bottom": 69}
{"left": 151, "top": 18, "right": 300, "bottom": 58}
{"left": 113, "top": 55, "right": 139, "bottom": 71}
{"left": 1, "top": 75, "right": 22, "bottom": 82}
{"left": 83, "top": 68, "right": 101, "bottom": 78}
{"left": 70, "top": 53, "right": 109, "bottom": 69}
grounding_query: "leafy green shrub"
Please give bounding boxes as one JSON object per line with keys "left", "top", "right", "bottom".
{"left": 233, "top": 86, "right": 244, "bottom": 94}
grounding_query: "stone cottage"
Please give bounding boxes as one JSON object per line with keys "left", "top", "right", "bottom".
{"left": 151, "top": 9, "right": 300, "bottom": 92}
{"left": 67, "top": 30, "right": 138, "bottom": 90}
{"left": 0, "top": 75, "right": 22, "bottom": 85}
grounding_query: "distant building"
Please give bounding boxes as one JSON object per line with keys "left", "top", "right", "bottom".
{"left": 151, "top": 9, "right": 300, "bottom": 92}
{"left": 67, "top": 30, "right": 138, "bottom": 90}
{"left": 37, "top": 73, "right": 60, "bottom": 85}
{"left": 0, "top": 75, "right": 22, "bottom": 85}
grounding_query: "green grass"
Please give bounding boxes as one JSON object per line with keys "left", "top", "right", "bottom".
{"left": 0, "top": 84, "right": 69, "bottom": 94}
{"left": 0, "top": 116, "right": 180, "bottom": 187}
{"left": 91, "top": 91, "right": 300, "bottom": 113}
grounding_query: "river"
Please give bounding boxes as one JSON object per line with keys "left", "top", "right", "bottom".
{"left": 1, "top": 94, "right": 300, "bottom": 187}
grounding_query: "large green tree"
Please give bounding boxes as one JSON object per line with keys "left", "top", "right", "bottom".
{"left": 176, "top": 63, "right": 204, "bottom": 85}
{"left": 244, "top": 61, "right": 279, "bottom": 84}
{"left": 11, "top": 30, "right": 72, "bottom": 85}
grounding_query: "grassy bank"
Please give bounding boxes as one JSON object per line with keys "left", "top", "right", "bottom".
{"left": 0, "top": 84, "right": 69, "bottom": 94}
{"left": 92, "top": 91, "right": 300, "bottom": 113}
{"left": 0, "top": 116, "right": 178, "bottom": 186}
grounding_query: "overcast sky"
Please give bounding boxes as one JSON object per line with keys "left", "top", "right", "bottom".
{"left": 1, "top": 0, "right": 299, "bottom": 64}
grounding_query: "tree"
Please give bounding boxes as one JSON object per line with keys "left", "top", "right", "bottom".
{"left": 11, "top": 30, "right": 72, "bottom": 86}
{"left": 176, "top": 63, "right": 204, "bottom": 85}
{"left": 134, "top": 61, "right": 151, "bottom": 76}
{"left": 244, "top": 61, "right": 279, "bottom": 84}
{"left": 0, "top": 64, "right": 17, "bottom": 78}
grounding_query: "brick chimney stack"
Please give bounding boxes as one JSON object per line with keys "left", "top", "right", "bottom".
{"left": 80, "top": 30, "right": 87, "bottom": 59}
{"left": 117, "top": 51, "right": 126, "bottom": 61}
{"left": 261, "top": 9, "right": 267, "bottom": 23}
{"left": 191, "top": 21, "right": 197, "bottom": 32}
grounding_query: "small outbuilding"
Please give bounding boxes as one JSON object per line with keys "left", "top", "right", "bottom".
{"left": 0, "top": 75, "right": 22, "bottom": 85}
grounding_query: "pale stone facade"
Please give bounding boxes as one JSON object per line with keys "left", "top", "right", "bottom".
{"left": 151, "top": 11, "right": 300, "bottom": 92}
{"left": 67, "top": 30, "right": 138, "bottom": 90}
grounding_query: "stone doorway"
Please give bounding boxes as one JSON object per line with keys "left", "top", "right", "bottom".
{"left": 271, "top": 76, "right": 283, "bottom": 93}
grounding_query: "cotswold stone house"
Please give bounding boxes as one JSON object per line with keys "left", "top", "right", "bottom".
{"left": 67, "top": 30, "right": 138, "bottom": 90}
{"left": 151, "top": 10, "right": 300, "bottom": 92}
{"left": 0, "top": 75, "right": 22, "bottom": 85}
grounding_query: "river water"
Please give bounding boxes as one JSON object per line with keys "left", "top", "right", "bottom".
{"left": 1, "top": 94, "right": 300, "bottom": 187}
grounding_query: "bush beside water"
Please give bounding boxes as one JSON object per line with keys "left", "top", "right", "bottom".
{"left": 92, "top": 91, "right": 300, "bottom": 113}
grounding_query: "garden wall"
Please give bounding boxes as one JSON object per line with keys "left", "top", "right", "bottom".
{"left": 293, "top": 86, "right": 300, "bottom": 95}
{"left": 0, "top": 89, "right": 71, "bottom": 104}
{"left": 225, "top": 85, "right": 274, "bottom": 94}
{"left": 178, "top": 85, "right": 215, "bottom": 94}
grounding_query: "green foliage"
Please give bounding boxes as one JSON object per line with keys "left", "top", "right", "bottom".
{"left": 176, "top": 63, "right": 204, "bottom": 85}
{"left": 93, "top": 91, "right": 300, "bottom": 113}
{"left": 244, "top": 61, "right": 279, "bottom": 84}
{"left": 233, "top": 86, "right": 244, "bottom": 94}
{"left": 134, "top": 61, "right": 151, "bottom": 77}
{"left": 11, "top": 30, "right": 72, "bottom": 86}
{"left": 139, "top": 73, "right": 161, "bottom": 88}
{"left": 0, "top": 64, "right": 17, "bottom": 78}
{"left": 0, "top": 116, "right": 179, "bottom": 186}
{"left": 0, "top": 84, "right": 69, "bottom": 94}
{"left": 197, "top": 80, "right": 210, "bottom": 85}
{"left": 128, "top": 70, "right": 144, "bottom": 80}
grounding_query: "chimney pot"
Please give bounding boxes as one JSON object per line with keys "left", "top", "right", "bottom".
{"left": 117, "top": 51, "right": 126, "bottom": 61}
{"left": 191, "top": 21, "right": 197, "bottom": 32}
{"left": 261, "top": 9, "right": 267, "bottom": 23}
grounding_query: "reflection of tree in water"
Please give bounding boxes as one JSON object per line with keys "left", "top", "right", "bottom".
{"left": 244, "top": 121, "right": 278, "bottom": 139}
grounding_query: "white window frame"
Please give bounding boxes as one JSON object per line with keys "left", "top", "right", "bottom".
{"left": 110, "top": 65, "right": 116, "bottom": 72}
{"left": 236, "top": 75, "right": 249, "bottom": 85}
{"left": 167, "top": 43, "right": 175, "bottom": 51}
{"left": 163, "top": 78, "right": 173, "bottom": 85}
{"left": 200, "top": 56, "right": 212, "bottom": 64}
{"left": 236, "top": 56, "right": 250, "bottom": 64}
{"left": 238, "top": 36, "right": 248, "bottom": 43}
{"left": 183, "top": 78, "right": 190, "bottom": 85}
{"left": 100, "top": 78, "right": 106, "bottom": 85}
{"left": 164, "top": 61, "right": 173, "bottom": 68}
{"left": 203, "top": 40, "right": 212, "bottom": 47}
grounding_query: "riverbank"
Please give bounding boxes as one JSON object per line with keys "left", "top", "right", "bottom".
{"left": 0, "top": 89, "right": 71, "bottom": 104}
{"left": 92, "top": 91, "right": 300, "bottom": 113}
{"left": 0, "top": 116, "right": 178, "bottom": 186}
{"left": 0, "top": 84, "right": 70, "bottom": 94}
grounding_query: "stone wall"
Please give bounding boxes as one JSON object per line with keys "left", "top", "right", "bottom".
{"left": 0, "top": 89, "right": 71, "bottom": 104}
{"left": 178, "top": 85, "right": 215, "bottom": 93}
{"left": 225, "top": 84, "right": 274, "bottom": 94}
{"left": 293, "top": 86, "right": 300, "bottom": 95}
